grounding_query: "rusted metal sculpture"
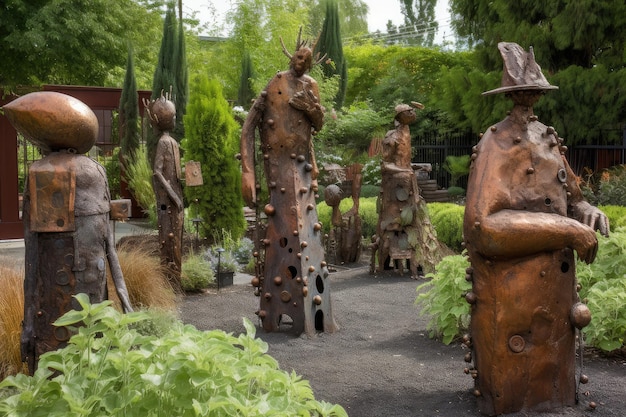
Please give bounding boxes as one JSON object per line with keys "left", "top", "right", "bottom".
{"left": 463, "top": 42, "right": 609, "bottom": 415}
{"left": 240, "top": 28, "right": 338, "bottom": 335}
{"left": 2, "top": 91, "right": 133, "bottom": 375}
{"left": 370, "top": 103, "right": 442, "bottom": 279}
{"left": 144, "top": 92, "right": 184, "bottom": 291}
{"left": 324, "top": 165, "right": 363, "bottom": 264}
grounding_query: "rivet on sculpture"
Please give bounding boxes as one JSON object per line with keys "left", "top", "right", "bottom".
{"left": 144, "top": 91, "right": 184, "bottom": 290}
{"left": 370, "top": 102, "right": 444, "bottom": 279}
{"left": 2, "top": 91, "right": 133, "bottom": 375}
{"left": 240, "top": 27, "right": 338, "bottom": 335}
{"left": 463, "top": 42, "right": 609, "bottom": 415}
{"left": 324, "top": 164, "right": 363, "bottom": 264}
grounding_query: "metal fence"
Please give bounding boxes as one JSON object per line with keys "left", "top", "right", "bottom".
{"left": 412, "top": 130, "right": 476, "bottom": 189}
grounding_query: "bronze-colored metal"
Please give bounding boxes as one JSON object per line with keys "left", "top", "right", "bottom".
{"left": 185, "top": 161, "right": 203, "bottom": 186}
{"left": 2, "top": 91, "right": 98, "bottom": 155}
{"left": 370, "top": 103, "right": 444, "bottom": 279}
{"left": 3, "top": 92, "right": 134, "bottom": 375}
{"left": 240, "top": 28, "right": 337, "bottom": 335}
{"left": 464, "top": 42, "right": 609, "bottom": 415}
{"left": 144, "top": 92, "right": 184, "bottom": 291}
{"left": 110, "top": 199, "right": 132, "bottom": 221}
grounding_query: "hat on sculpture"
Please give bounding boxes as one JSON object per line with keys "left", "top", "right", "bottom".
{"left": 482, "top": 42, "right": 558, "bottom": 96}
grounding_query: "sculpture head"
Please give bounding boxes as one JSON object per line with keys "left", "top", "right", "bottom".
{"left": 280, "top": 27, "right": 326, "bottom": 77}
{"left": 2, "top": 91, "right": 98, "bottom": 155}
{"left": 394, "top": 102, "right": 424, "bottom": 126}
{"left": 143, "top": 91, "right": 176, "bottom": 133}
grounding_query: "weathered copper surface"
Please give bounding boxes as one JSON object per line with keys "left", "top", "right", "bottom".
{"left": 324, "top": 165, "right": 363, "bottom": 264}
{"left": 370, "top": 102, "right": 442, "bottom": 279}
{"left": 2, "top": 91, "right": 98, "bottom": 155}
{"left": 144, "top": 94, "right": 184, "bottom": 290}
{"left": 185, "top": 161, "right": 203, "bottom": 186}
{"left": 463, "top": 42, "right": 609, "bottom": 415}
{"left": 240, "top": 29, "right": 337, "bottom": 335}
{"left": 6, "top": 91, "right": 134, "bottom": 375}
{"left": 110, "top": 199, "right": 132, "bottom": 221}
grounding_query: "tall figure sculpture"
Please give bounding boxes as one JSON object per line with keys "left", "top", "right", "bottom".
{"left": 2, "top": 91, "right": 133, "bottom": 375}
{"left": 463, "top": 43, "right": 609, "bottom": 415}
{"left": 240, "top": 28, "right": 338, "bottom": 335}
{"left": 371, "top": 102, "right": 442, "bottom": 279}
{"left": 144, "top": 92, "right": 184, "bottom": 291}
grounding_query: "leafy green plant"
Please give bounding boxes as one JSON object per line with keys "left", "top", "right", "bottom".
{"left": 0, "top": 295, "right": 348, "bottom": 417}
{"left": 428, "top": 203, "right": 465, "bottom": 252}
{"left": 415, "top": 254, "right": 472, "bottom": 345}
{"left": 598, "top": 205, "right": 626, "bottom": 232}
{"left": 576, "top": 228, "right": 626, "bottom": 352}
{"left": 181, "top": 252, "right": 214, "bottom": 292}
{"left": 442, "top": 154, "right": 470, "bottom": 188}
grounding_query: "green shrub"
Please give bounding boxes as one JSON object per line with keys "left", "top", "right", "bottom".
{"left": 0, "top": 295, "right": 347, "bottom": 417}
{"left": 576, "top": 228, "right": 626, "bottom": 352}
{"left": 361, "top": 156, "right": 381, "bottom": 186}
{"left": 429, "top": 203, "right": 465, "bottom": 252}
{"left": 360, "top": 184, "right": 380, "bottom": 198}
{"left": 317, "top": 196, "right": 378, "bottom": 241}
{"left": 124, "top": 145, "right": 156, "bottom": 224}
{"left": 598, "top": 205, "right": 626, "bottom": 231}
{"left": 181, "top": 252, "right": 214, "bottom": 291}
{"left": 415, "top": 254, "right": 472, "bottom": 344}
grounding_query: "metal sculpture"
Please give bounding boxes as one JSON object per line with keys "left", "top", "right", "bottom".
{"left": 324, "top": 164, "right": 363, "bottom": 264}
{"left": 144, "top": 92, "right": 184, "bottom": 290}
{"left": 370, "top": 102, "right": 442, "bottom": 279}
{"left": 463, "top": 42, "right": 609, "bottom": 415}
{"left": 2, "top": 91, "right": 133, "bottom": 375}
{"left": 240, "top": 28, "right": 338, "bottom": 335}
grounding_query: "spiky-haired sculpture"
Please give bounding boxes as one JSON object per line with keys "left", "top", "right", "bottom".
{"left": 240, "top": 28, "right": 337, "bottom": 335}
{"left": 144, "top": 90, "right": 184, "bottom": 291}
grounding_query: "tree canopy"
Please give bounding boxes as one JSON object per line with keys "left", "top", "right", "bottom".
{"left": 0, "top": 0, "right": 165, "bottom": 91}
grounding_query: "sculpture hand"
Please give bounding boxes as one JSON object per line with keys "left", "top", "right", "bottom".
{"left": 289, "top": 89, "right": 320, "bottom": 113}
{"left": 572, "top": 224, "right": 599, "bottom": 264}
{"left": 571, "top": 201, "right": 610, "bottom": 237}
{"left": 241, "top": 171, "right": 256, "bottom": 207}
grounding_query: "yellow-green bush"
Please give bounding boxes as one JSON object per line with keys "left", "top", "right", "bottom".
{"left": 428, "top": 203, "right": 465, "bottom": 252}
{"left": 598, "top": 205, "right": 626, "bottom": 231}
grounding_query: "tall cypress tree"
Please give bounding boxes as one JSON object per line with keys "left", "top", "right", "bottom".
{"left": 119, "top": 46, "right": 140, "bottom": 163}
{"left": 236, "top": 50, "right": 256, "bottom": 110}
{"left": 314, "top": 0, "right": 347, "bottom": 110}
{"left": 174, "top": 0, "right": 188, "bottom": 140}
{"left": 148, "top": 4, "right": 178, "bottom": 164}
{"left": 183, "top": 75, "right": 246, "bottom": 240}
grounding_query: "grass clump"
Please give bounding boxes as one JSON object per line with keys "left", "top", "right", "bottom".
{"left": 0, "top": 262, "right": 26, "bottom": 379}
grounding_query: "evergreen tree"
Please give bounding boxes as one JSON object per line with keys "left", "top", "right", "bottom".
{"left": 398, "top": 0, "right": 438, "bottom": 46}
{"left": 236, "top": 50, "right": 256, "bottom": 110}
{"left": 183, "top": 75, "right": 246, "bottom": 240}
{"left": 174, "top": 0, "right": 188, "bottom": 140}
{"left": 148, "top": 4, "right": 178, "bottom": 164}
{"left": 314, "top": 0, "right": 347, "bottom": 110}
{"left": 119, "top": 47, "right": 140, "bottom": 163}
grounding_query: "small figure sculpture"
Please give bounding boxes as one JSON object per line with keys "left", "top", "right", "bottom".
{"left": 324, "top": 166, "right": 363, "bottom": 265}
{"left": 240, "top": 28, "right": 338, "bottom": 335}
{"left": 144, "top": 92, "right": 184, "bottom": 291}
{"left": 371, "top": 102, "right": 442, "bottom": 279}
{"left": 463, "top": 42, "right": 609, "bottom": 415}
{"left": 2, "top": 91, "right": 133, "bottom": 375}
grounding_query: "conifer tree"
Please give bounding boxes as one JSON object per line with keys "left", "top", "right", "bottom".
{"left": 183, "top": 75, "right": 246, "bottom": 240}
{"left": 119, "top": 47, "right": 140, "bottom": 163}
{"left": 236, "top": 50, "right": 256, "bottom": 110}
{"left": 314, "top": 0, "right": 347, "bottom": 110}
{"left": 174, "top": 0, "right": 188, "bottom": 140}
{"left": 148, "top": 4, "right": 178, "bottom": 164}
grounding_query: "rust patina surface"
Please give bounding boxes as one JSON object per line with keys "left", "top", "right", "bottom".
{"left": 144, "top": 93, "right": 184, "bottom": 291}
{"left": 240, "top": 29, "right": 337, "bottom": 335}
{"left": 3, "top": 91, "right": 133, "bottom": 374}
{"left": 463, "top": 43, "right": 609, "bottom": 415}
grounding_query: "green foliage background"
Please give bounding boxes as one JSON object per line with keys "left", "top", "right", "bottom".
{"left": 182, "top": 75, "right": 246, "bottom": 241}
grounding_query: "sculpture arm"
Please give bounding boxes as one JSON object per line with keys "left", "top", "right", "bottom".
{"left": 21, "top": 181, "right": 37, "bottom": 373}
{"left": 106, "top": 224, "right": 133, "bottom": 313}
{"left": 563, "top": 158, "right": 609, "bottom": 236}
{"left": 153, "top": 170, "right": 183, "bottom": 211}
{"left": 468, "top": 209, "right": 598, "bottom": 264}
{"left": 240, "top": 95, "right": 264, "bottom": 207}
